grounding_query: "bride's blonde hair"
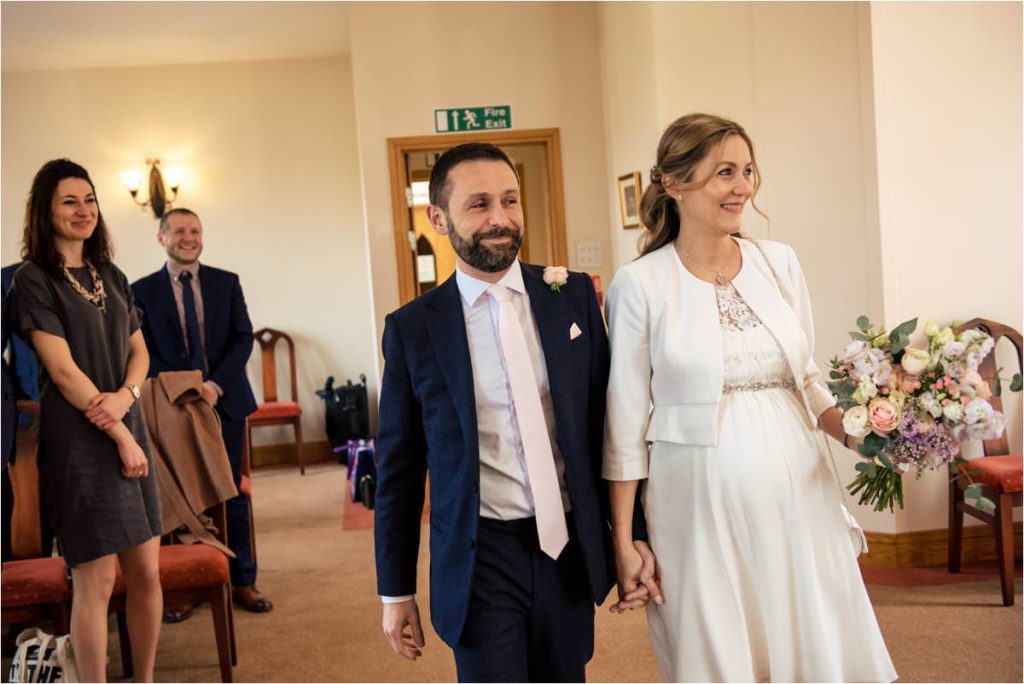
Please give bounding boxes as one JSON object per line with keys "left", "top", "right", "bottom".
{"left": 639, "top": 113, "right": 767, "bottom": 257}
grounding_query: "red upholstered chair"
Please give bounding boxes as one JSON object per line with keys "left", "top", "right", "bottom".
{"left": 1, "top": 557, "right": 71, "bottom": 634}
{"left": 1, "top": 401, "right": 71, "bottom": 637}
{"left": 112, "top": 503, "right": 237, "bottom": 682}
{"left": 248, "top": 328, "right": 304, "bottom": 474}
{"left": 948, "top": 319, "right": 1023, "bottom": 606}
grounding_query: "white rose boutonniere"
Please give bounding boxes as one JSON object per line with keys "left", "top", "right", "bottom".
{"left": 543, "top": 265, "right": 569, "bottom": 292}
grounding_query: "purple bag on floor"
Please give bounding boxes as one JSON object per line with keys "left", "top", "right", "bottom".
{"left": 344, "top": 439, "right": 376, "bottom": 508}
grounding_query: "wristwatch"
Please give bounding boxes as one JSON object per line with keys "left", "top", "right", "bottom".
{"left": 124, "top": 383, "right": 141, "bottom": 403}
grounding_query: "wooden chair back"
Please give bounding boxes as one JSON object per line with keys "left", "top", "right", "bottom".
{"left": 954, "top": 318, "right": 1022, "bottom": 457}
{"left": 9, "top": 400, "right": 42, "bottom": 559}
{"left": 254, "top": 328, "right": 297, "bottom": 404}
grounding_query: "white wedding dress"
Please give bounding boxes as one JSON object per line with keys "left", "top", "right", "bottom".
{"left": 643, "top": 280, "right": 897, "bottom": 683}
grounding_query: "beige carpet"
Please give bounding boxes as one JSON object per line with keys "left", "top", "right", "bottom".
{"left": 27, "top": 464, "right": 1024, "bottom": 682}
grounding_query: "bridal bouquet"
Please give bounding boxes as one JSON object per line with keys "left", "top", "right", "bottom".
{"left": 827, "top": 317, "right": 1017, "bottom": 512}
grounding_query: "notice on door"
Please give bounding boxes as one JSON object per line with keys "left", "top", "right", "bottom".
{"left": 434, "top": 106, "right": 511, "bottom": 133}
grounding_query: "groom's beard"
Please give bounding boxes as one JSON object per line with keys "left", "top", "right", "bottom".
{"left": 447, "top": 217, "right": 523, "bottom": 274}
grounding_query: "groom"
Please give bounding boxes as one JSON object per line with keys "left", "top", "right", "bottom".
{"left": 375, "top": 142, "right": 636, "bottom": 681}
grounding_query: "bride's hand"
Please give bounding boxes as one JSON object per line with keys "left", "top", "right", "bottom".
{"left": 610, "top": 540, "right": 662, "bottom": 614}
{"left": 632, "top": 540, "right": 662, "bottom": 605}
{"left": 846, "top": 432, "right": 868, "bottom": 454}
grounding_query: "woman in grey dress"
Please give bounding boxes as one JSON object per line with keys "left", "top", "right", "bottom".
{"left": 11, "top": 159, "right": 163, "bottom": 682}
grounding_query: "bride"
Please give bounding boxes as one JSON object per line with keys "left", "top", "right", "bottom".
{"left": 603, "top": 113, "right": 897, "bottom": 682}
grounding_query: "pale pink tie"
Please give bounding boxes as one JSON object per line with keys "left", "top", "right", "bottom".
{"left": 490, "top": 284, "right": 568, "bottom": 560}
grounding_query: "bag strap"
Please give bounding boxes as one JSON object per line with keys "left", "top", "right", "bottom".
{"left": 747, "top": 241, "right": 858, "bottom": 521}
{"left": 30, "top": 631, "right": 52, "bottom": 684}
{"left": 747, "top": 238, "right": 793, "bottom": 307}
{"left": 54, "top": 635, "right": 78, "bottom": 683}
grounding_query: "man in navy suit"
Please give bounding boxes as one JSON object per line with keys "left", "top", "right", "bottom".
{"left": 2, "top": 261, "right": 50, "bottom": 561}
{"left": 132, "top": 208, "right": 272, "bottom": 617}
{"left": 375, "top": 143, "right": 651, "bottom": 682}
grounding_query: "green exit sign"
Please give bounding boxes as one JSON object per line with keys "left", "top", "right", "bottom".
{"left": 434, "top": 106, "right": 512, "bottom": 133}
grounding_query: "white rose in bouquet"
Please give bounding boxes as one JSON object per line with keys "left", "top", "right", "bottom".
{"left": 852, "top": 374, "right": 878, "bottom": 404}
{"left": 919, "top": 395, "right": 944, "bottom": 418}
{"left": 900, "top": 347, "right": 931, "bottom": 375}
{"left": 842, "top": 405, "right": 871, "bottom": 438}
{"left": 942, "top": 401, "right": 964, "bottom": 422}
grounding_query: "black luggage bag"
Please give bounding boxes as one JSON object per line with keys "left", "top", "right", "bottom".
{"left": 316, "top": 375, "right": 371, "bottom": 456}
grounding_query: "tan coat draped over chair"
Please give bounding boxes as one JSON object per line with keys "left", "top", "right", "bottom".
{"left": 141, "top": 370, "right": 238, "bottom": 555}
{"left": 120, "top": 370, "right": 241, "bottom": 681}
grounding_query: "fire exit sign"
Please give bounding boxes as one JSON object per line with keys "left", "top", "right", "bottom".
{"left": 434, "top": 106, "right": 512, "bottom": 133}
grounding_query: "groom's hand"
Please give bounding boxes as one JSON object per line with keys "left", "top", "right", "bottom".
{"left": 383, "top": 600, "right": 425, "bottom": 660}
{"left": 610, "top": 539, "right": 662, "bottom": 613}
{"left": 632, "top": 540, "right": 662, "bottom": 605}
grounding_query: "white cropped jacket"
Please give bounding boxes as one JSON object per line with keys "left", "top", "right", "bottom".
{"left": 602, "top": 239, "right": 836, "bottom": 481}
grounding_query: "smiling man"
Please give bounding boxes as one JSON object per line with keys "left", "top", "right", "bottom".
{"left": 375, "top": 143, "right": 645, "bottom": 682}
{"left": 131, "top": 208, "right": 272, "bottom": 619}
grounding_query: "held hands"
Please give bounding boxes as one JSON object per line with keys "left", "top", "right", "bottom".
{"left": 610, "top": 539, "right": 662, "bottom": 614}
{"left": 115, "top": 434, "right": 149, "bottom": 479}
{"left": 84, "top": 389, "right": 133, "bottom": 430}
{"left": 382, "top": 600, "right": 425, "bottom": 661}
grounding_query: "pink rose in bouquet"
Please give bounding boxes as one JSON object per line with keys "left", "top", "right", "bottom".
{"left": 867, "top": 397, "right": 899, "bottom": 435}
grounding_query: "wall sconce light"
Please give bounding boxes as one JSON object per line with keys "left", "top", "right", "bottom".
{"left": 120, "top": 159, "right": 182, "bottom": 218}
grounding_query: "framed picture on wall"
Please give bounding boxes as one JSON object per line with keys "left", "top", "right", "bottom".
{"left": 617, "top": 172, "right": 642, "bottom": 229}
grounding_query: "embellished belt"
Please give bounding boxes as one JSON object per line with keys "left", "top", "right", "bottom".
{"left": 722, "top": 378, "right": 796, "bottom": 394}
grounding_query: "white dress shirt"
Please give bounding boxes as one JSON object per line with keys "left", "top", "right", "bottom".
{"left": 456, "top": 260, "right": 570, "bottom": 520}
{"left": 165, "top": 260, "right": 222, "bottom": 396}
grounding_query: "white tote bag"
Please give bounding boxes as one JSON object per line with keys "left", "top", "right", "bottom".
{"left": 8, "top": 627, "right": 79, "bottom": 683}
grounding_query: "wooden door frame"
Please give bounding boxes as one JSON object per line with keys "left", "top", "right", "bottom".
{"left": 387, "top": 128, "right": 568, "bottom": 305}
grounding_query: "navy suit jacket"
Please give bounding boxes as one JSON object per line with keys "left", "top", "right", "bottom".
{"left": 131, "top": 264, "right": 257, "bottom": 422}
{"left": 374, "top": 263, "right": 616, "bottom": 646}
{"left": 2, "top": 263, "right": 40, "bottom": 402}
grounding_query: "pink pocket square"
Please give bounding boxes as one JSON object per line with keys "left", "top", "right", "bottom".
{"left": 569, "top": 322, "right": 583, "bottom": 340}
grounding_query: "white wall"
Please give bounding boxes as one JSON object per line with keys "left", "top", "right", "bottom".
{"left": 869, "top": 1, "right": 1023, "bottom": 531}
{"left": 598, "top": 2, "right": 895, "bottom": 531}
{"left": 1, "top": 57, "right": 375, "bottom": 448}
{"left": 597, "top": 2, "right": 660, "bottom": 268}
{"left": 348, "top": 2, "right": 615, "bottom": 368}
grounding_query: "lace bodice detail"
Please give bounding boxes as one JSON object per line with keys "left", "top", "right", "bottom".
{"left": 716, "top": 281, "right": 792, "bottom": 387}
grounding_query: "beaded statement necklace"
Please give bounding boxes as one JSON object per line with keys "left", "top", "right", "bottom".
{"left": 63, "top": 261, "right": 107, "bottom": 313}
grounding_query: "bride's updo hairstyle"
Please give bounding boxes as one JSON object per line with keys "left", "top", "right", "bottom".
{"left": 639, "top": 113, "right": 765, "bottom": 257}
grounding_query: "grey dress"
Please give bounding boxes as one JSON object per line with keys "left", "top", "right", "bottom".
{"left": 11, "top": 261, "right": 162, "bottom": 567}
